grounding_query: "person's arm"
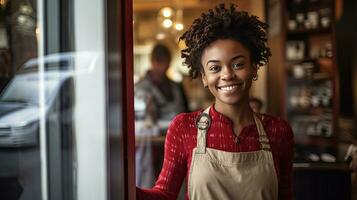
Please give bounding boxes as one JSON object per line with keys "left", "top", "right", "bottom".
{"left": 178, "top": 83, "right": 189, "bottom": 113}
{"left": 136, "top": 114, "right": 188, "bottom": 200}
{"left": 278, "top": 120, "right": 294, "bottom": 200}
{"left": 346, "top": 144, "right": 357, "bottom": 188}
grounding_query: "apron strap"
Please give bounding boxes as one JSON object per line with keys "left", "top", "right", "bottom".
{"left": 195, "top": 107, "right": 211, "bottom": 154}
{"left": 253, "top": 115, "right": 271, "bottom": 151}
{"left": 195, "top": 107, "right": 271, "bottom": 153}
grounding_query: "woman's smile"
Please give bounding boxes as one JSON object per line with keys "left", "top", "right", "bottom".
{"left": 217, "top": 83, "right": 242, "bottom": 92}
{"left": 201, "top": 39, "right": 256, "bottom": 106}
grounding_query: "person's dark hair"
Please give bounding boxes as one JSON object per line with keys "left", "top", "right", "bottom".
{"left": 151, "top": 43, "right": 172, "bottom": 63}
{"left": 249, "top": 97, "right": 263, "bottom": 107}
{"left": 179, "top": 4, "right": 271, "bottom": 79}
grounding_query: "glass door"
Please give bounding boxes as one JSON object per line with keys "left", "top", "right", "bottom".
{"left": 0, "top": 0, "right": 135, "bottom": 199}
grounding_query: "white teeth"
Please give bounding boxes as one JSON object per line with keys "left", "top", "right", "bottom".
{"left": 219, "top": 85, "right": 238, "bottom": 91}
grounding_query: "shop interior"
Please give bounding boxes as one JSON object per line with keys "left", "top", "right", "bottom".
{"left": 0, "top": 0, "right": 356, "bottom": 199}
{"left": 133, "top": 0, "right": 357, "bottom": 199}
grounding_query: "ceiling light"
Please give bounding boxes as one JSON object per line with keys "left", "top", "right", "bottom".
{"left": 175, "top": 23, "right": 184, "bottom": 31}
{"left": 163, "top": 19, "right": 173, "bottom": 28}
{"left": 156, "top": 33, "right": 166, "bottom": 40}
{"left": 162, "top": 7, "right": 173, "bottom": 18}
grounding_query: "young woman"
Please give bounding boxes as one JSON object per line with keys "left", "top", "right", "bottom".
{"left": 136, "top": 4, "right": 294, "bottom": 200}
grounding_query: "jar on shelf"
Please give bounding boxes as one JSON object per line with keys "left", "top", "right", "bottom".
{"left": 302, "top": 62, "right": 315, "bottom": 79}
{"left": 289, "top": 88, "right": 300, "bottom": 108}
{"left": 311, "top": 87, "right": 321, "bottom": 107}
{"left": 319, "top": 8, "right": 331, "bottom": 28}
{"left": 286, "top": 41, "right": 305, "bottom": 60}
{"left": 292, "top": 64, "right": 305, "bottom": 79}
{"left": 316, "top": 119, "right": 332, "bottom": 137}
{"left": 299, "top": 87, "right": 312, "bottom": 108}
{"left": 296, "top": 12, "right": 305, "bottom": 29}
{"left": 288, "top": 19, "right": 297, "bottom": 31}
{"left": 307, "top": 11, "right": 319, "bottom": 29}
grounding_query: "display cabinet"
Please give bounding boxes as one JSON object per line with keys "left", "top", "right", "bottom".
{"left": 267, "top": 0, "right": 340, "bottom": 163}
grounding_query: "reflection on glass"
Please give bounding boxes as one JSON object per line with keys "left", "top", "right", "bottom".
{"left": 0, "top": 53, "right": 76, "bottom": 199}
{"left": 1, "top": 0, "right": 108, "bottom": 198}
{"left": 0, "top": 0, "right": 40, "bottom": 199}
{"left": 0, "top": 73, "right": 62, "bottom": 106}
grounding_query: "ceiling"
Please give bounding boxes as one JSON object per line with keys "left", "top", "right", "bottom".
{"left": 133, "top": 0, "right": 265, "bottom": 46}
{"left": 134, "top": 0, "right": 251, "bottom": 12}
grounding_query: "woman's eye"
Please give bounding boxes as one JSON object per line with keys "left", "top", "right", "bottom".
{"left": 232, "top": 63, "right": 244, "bottom": 69}
{"left": 209, "top": 65, "right": 220, "bottom": 72}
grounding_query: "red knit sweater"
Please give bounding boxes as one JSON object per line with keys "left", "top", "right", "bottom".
{"left": 137, "top": 106, "right": 294, "bottom": 200}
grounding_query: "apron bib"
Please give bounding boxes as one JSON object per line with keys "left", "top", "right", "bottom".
{"left": 188, "top": 107, "right": 278, "bottom": 200}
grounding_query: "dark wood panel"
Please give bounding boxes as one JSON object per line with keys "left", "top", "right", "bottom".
{"left": 106, "top": 0, "right": 135, "bottom": 199}
{"left": 293, "top": 166, "right": 351, "bottom": 200}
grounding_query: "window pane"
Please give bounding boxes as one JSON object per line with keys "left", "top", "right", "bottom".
{"left": 0, "top": 1, "right": 41, "bottom": 199}
{"left": 0, "top": 0, "right": 108, "bottom": 199}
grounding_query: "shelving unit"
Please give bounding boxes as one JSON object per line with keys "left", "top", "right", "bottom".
{"left": 267, "top": 0, "right": 339, "bottom": 163}
{"left": 266, "top": 2, "right": 354, "bottom": 199}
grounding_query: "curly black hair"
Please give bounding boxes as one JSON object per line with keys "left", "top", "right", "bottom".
{"left": 179, "top": 4, "right": 271, "bottom": 79}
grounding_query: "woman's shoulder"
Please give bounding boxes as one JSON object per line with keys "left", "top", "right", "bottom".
{"left": 166, "top": 110, "right": 202, "bottom": 139}
{"left": 170, "top": 110, "right": 203, "bottom": 126}
{"left": 261, "top": 114, "right": 294, "bottom": 140}
{"left": 261, "top": 114, "right": 291, "bottom": 127}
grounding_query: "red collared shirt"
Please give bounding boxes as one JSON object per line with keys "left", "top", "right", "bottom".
{"left": 137, "top": 106, "right": 294, "bottom": 200}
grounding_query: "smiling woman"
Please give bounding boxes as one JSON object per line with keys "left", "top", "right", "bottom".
{"left": 200, "top": 39, "right": 255, "bottom": 110}
{"left": 136, "top": 3, "right": 294, "bottom": 200}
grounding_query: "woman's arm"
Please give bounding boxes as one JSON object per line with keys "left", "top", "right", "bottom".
{"left": 136, "top": 114, "right": 188, "bottom": 200}
{"left": 278, "top": 120, "right": 294, "bottom": 200}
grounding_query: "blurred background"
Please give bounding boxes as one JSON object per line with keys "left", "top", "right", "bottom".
{"left": 132, "top": 0, "right": 357, "bottom": 200}
{"left": 0, "top": 0, "right": 356, "bottom": 200}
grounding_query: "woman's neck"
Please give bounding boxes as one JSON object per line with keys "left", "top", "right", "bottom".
{"left": 214, "top": 99, "right": 255, "bottom": 128}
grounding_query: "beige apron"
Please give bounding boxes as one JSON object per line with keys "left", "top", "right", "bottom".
{"left": 188, "top": 107, "right": 278, "bottom": 200}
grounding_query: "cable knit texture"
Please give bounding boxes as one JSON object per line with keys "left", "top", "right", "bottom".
{"left": 137, "top": 106, "right": 294, "bottom": 200}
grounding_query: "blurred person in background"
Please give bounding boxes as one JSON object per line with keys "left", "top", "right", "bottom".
{"left": 0, "top": 50, "right": 11, "bottom": 92}
{"left": 345, "top": 143, "right": 357, "bottom": 199}
{"left": 249, "top": 97, "right": 263, "bottom": 113}
{"left": 134, "top": 43, "right": 188, "bottom": 188}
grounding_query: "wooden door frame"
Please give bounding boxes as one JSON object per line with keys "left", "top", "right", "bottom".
{"left": 105, "top": 0, "right": 135, "bottom": 199}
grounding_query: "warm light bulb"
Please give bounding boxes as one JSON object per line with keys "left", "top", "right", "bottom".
{"left": 163, "top": 19, "right": 173, "bottom": 28}
{"left": 156, "top": 33, "right": 166, "bottom": 40}
{"left": 162, "top": 7, "right": 172, "bottom": 18}
{"left": 175, "top": 23, "right": 184, "bottom": 31}
{"left": 0, "top": 0, "right": 7, "bottom": 7}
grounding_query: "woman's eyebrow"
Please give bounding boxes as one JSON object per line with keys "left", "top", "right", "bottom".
{"left": 231, "top": 55, "right": 245, "bottom": 61}
{"left": 206, "top": 55, "right": 245, "bottom": 66}
{"left": 206, "top": 60, "right": 220, "bottom": 66}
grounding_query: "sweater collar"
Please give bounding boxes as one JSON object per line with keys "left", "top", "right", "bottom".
{"left": 208, "top": 104, "right": 267, "bottom": 129}
{"left": 209, "top": 104, "right": 233, "bottom": 125}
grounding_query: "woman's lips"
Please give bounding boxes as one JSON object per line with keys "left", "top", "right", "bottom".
{"left": 217, "top": 83, "right": 243, "bottom": 91}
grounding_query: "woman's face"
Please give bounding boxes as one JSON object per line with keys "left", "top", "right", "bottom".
{"left": 200, "top": 39, "right": 256, "bottom": 107}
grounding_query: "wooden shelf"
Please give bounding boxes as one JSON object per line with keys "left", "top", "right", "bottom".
{"left": 287, "top": 107, "right": 333, "bottom": 115}
{"left": 287, "top": 74, "right": 331, "bottom": 84}
{"left": 294, "top": 134, "right": 337, "bottom": 146}
{"left": 287, "top": 1, "right": 333, "bottom": 11}
{"left": 293, "top": 162, "right": 351, "bottom": 171}
{"left": 287, "top": 27, "right": 332, "bottom": 35}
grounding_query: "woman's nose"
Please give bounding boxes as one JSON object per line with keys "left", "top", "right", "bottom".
{"left": 221, "top": 66, "right": 235, "bottom": 80}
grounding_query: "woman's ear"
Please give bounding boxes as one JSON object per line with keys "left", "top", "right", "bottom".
{"left": 252, "top": 65, "right": 258, "bottom": 78}
{"left": 201, "top": 72, "right": 208, "bottom": 88}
